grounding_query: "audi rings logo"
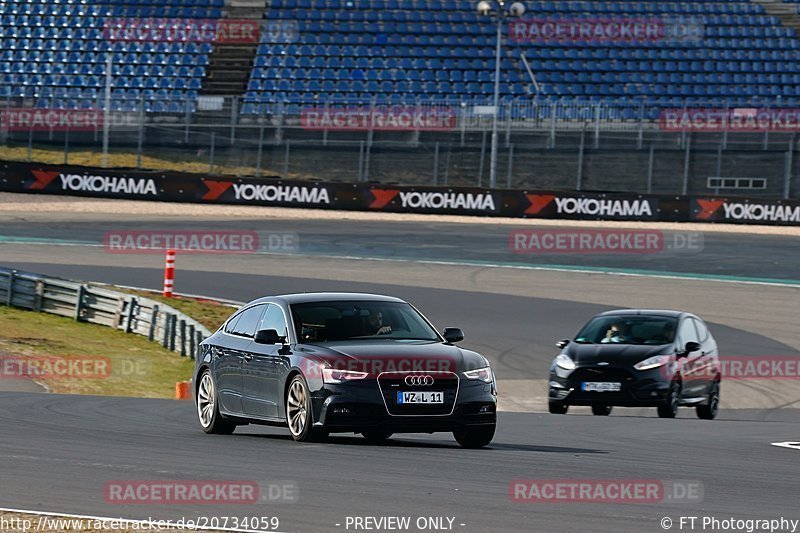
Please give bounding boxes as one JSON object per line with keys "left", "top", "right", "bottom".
{"left": 404, "top": 375, "right": 434, "bottom": 386}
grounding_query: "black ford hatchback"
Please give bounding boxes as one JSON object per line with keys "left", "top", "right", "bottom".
{"left": 548, "top": 309, "right": 720, "bottom": 419}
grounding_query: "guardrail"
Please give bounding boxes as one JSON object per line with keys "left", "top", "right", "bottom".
{"left": 0, "top": 267, "right": 214, "bottom": 359}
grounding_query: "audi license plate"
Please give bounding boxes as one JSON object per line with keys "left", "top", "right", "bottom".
{"left": 582, "top": 382, "right": 621, "bottom": 392}
{"left": 397, "top": 391, "right": 444, "bottom": 404}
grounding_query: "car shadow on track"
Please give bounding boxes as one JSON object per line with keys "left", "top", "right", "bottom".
{"left": 489, "top": 443, "right": 607, "bottom": 454}
{"left": 234, "top": 432, "right": 606, "bottom": 453}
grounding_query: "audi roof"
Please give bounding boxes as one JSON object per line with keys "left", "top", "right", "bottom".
{"left": 249, "top": 293, "right": 407, "bottom": 305}
{"left": 598, "top": 309, "right": 687, "bottom": 318}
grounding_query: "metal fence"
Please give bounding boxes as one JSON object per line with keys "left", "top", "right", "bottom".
{"left": 0, "top": 267, "right": 213, "bottom": 359}
{"left": 2, "top": 96, "right": 799, "bottom": 198}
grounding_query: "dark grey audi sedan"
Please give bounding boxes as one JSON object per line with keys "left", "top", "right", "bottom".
{"left": 548, "top": 309, "right": 720, "bottom": 419}
{"left": 193, "top": 293, "right": 497, "bottom": 447}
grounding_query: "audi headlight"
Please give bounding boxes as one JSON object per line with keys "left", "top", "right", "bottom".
{"left": 322, "top": 368, "right": 368, "bottom": 384}
{"left": 463, "top": 366, "right": 493, "bottom": 383}
{"left": 555, "top": 353, "right": 576, "bottom": 371}
{"left": 633, "top": 355, "right": 671, "bottom": 371}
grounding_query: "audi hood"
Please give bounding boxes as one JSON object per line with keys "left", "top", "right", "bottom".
{"left": 297, "top": 340, "right": 489, "bottom": 375}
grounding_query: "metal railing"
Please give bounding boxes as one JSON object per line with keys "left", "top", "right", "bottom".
{"left": 0, "top": 267, "right": 214, "bottom": 359}
{"left": 4, "top": 95, "right": 799, "bottom": 132}
{"left": 2, "top": 95, "right": 799, "bottom": 198}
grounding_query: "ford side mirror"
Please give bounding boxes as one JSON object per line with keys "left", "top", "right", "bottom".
{"left": 684, "top": 341, "right": 701, "bottom": 354}
{"left": 556, "top": 339, "right": 570, "bottom": 349}
{"left": 443, "top": 327, "right": 464, "bottom": 343}
{"left": 254, "top": 329, "right": 285, "bottom": 345}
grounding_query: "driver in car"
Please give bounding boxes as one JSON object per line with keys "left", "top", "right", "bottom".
{"left": 600, "top": 322, "right": 628, "bottom": 343}
{"left": 366, "top": 311, "right": 392, "bottom": 335}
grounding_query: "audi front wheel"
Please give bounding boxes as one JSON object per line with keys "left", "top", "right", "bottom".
{"left": 286, "top": 374, "right": 327, "bottom": 443}
{"left": 196, "top": 370, "right": 235, "bottom": 435}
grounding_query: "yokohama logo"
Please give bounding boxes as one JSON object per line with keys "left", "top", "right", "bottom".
{"left": 232, "top": 184, "right": 330, "bottom": 204}
{"left": 28, "top": 170, "right": 157, "bottom": 196}
{"left": 61, "top": 174, "right": 157, "bottom": 195}
{"left": 554, "top": 197, "right": 653, "bottom": 217}
{"left": 369, "top": 189, "right": 399, "bottom": 209}
{"left": 397, "top": 191, "right": 496, "bottom": 211}
{"left": 524, "top": 195, "right": 653, "bottom": 218}
{"left": 694, "top": 199, "right": 725, "bottom": 220}
{"left": 524, "top": 194, "right": 556, "bottom": 215}
{"left": 722, "top": 202, "right": 800, "bottom": 223}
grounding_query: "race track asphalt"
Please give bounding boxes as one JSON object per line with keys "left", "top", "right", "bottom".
{"left": 0, "top": 208, "right": 799, "bottom": 532}
{"left": 1, "top": 392, "right": 799, "bottom": 533}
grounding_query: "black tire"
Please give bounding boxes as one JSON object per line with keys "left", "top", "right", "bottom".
{"left": 548, "top": 402, "right": 569, "bottom": 414}
{"left": 286, "top": 374, "right": 327, "bottom": 442}
{"left": 657, "top": 381, "right": 681, "bottom": 419}
{"left": 591, "top": 404, "right": 613, "bottom": 416}
{"left": 196, "top": 370, "right": 236, "bottom": 435}
{"left": 696, "top": 381, "right": 720, "bottom": 420}
{"left": 453, "top": 425, "right": 495, "bottom": 448}
{"left": 361, "top": 431, "right": 393, "bottom": 444}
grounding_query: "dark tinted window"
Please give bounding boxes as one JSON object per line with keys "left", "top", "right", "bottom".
{"left": 291, "top": 300, "right": 439, "bottom": 342}
{"left": 231, "top": 305, "right": 266, "bottom": 338}
{"left": 259, "top": 304, "right": 288, "bottom": 338}
{"left": 575, "top": 315, "right": 678, "bottom": 345}
{"left": 224, "top": 311, "right": 243, "bottom": 334}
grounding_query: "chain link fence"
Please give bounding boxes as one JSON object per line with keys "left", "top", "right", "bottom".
{"left": 1, "top": 96, "right": 798, "bottom": 198}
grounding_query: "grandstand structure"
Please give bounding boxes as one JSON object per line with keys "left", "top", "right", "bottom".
{"left": 1, "top": 0, "right": 800, "bottom": 197}
{"left": 2, "top": 0, "right": 800, "bottom": 112}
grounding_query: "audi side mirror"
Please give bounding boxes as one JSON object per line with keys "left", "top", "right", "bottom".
{"left": 443, "top": 327, "right": 464, "bottom": 343}
{"left": 556, "top": 339, "right": 570, "bottom": 349}
{"left": 254, "top": 329, "right": 285, "bottom": 345}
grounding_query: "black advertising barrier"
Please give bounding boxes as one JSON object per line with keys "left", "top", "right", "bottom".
{"left": 690, "top": 196, "right": 800, "bottom": 225}
{"left": 1, "top": 160, "right": 798, "bottom": 225}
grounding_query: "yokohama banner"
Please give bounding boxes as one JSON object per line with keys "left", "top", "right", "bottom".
{"left": 692, "top": 197, "right": 800, "bottom": 224}
{"left": 0, "top": 160, "right": 797, "bottom": 225}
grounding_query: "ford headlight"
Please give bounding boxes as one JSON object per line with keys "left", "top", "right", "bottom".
{"left": 633, "top": 355, "right": 671, "bottom": 371}
{"left": 555, "top": 353, "right": 576, "bottom": 371}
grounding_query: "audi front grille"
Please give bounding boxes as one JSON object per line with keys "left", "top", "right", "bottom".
{"left": 376, "top": 371, "right": 460, "bottom": 416}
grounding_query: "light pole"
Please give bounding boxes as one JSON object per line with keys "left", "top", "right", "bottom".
{"left": 477, "top": 0, "right": 525, "bottom": 189}
{"left": 102, "top": 51, "right": 112, "bottom": 168}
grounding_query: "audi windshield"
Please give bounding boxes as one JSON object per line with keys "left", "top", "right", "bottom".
{"left": 290, "top": 301, "right": 441, "bottom": 342}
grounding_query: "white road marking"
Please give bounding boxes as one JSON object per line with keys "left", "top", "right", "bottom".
{"left": 771, "top": 441, "right": 800, "bottom": 450}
